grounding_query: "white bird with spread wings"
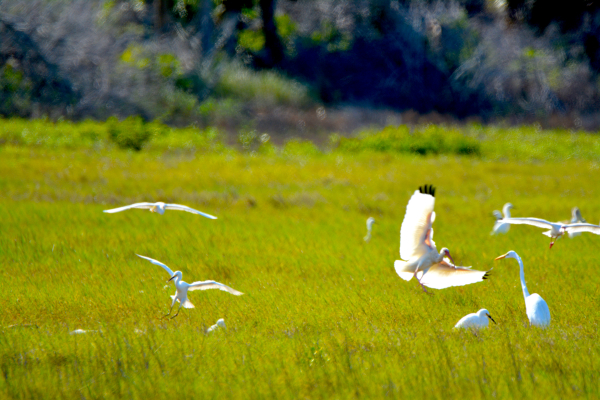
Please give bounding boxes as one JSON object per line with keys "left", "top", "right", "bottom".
{"left": 104, "top": 202, "right": 217, "bottom": 219}
{"left": 136, "top": 254, "right": 243, "bottom": 318}
{"left": 497, "top": 217, "right": 600, "bottom": 248}
{"left": 394, "top": 185, "right": 490, "bottom": 292}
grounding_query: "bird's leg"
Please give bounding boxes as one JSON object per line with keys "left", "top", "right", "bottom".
{"left": 171, "top": 303, "right": 182, "bottom": 319}
{"left": 413, "top": 263, "right": 432, "bottom": 295}
{"left": 163, "top": 297, "right": 177, "bottom": 318}
{"left": 549, "top": 237, "right": 556, "bottom": 249}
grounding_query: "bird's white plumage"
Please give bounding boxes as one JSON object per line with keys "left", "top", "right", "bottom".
{"left": 564, "top": 223, "right": 600, "bottom": 235}
{"left": 419, "top": 261, "right": 490, "bottom": 290}
{"left": 399, "top": 190, "right": 435, "bottom": 260}
{"left": 207, "top": 318, "right": 226, "bottom": 333}
{"left": 136, "top": 254, "right": 174, "bottom": 276}
{"left": 364, "top": 217, "right": 376, "bottom": 242}
{"left": 136, "top": 254, "right": 243, "bottom": 318}
{"left": 495, "top": 251, "right": 550, "bottom": 328}
{"left": 454, "top": 309, "right": 495, "bottom": 329}
{"left": 104, "top": 202, "right": 217, "bottom": 219}
{"left": 567, "top": 207, "right": 585, "bottom": 238}
{"left": 491, "top": 203, "right": 513, "bottom": 235}
{"left": 501, "top": 217, "right": 557, "bottom": 230}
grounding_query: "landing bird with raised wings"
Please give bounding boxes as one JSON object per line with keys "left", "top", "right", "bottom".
{"left": 394, "top": 184, "right": 491, "bottom": 293}
{"left": 497, "top": 217, "right": 600, "bottom": 248}
{"left": 491, "top": 203, "right": 514, "bottom": 235}
{"left": 495, "top": 251, "right": 550, "bottom": 327}
{"left": 136, "top": 254, "right": 243, "bottom": 318}
{"left": 104, "top": 202, "right": 217, "bottom": 219}
{"left": 454, "top": 309, "right": 496, "bottom": 329}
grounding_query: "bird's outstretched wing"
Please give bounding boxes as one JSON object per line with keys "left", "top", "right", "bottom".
{"left": 164, "top": 204, "right": 217, "bottom": 219}
{"left": 419, "top": 261, "right": 490, "bottom": 290}
{"left": 188, "top": 280, "right": 244, "bottom": 295}
{"left": 136, "top": 254, "right": 174, "bottom": 276}
{"left": 400, "top": 187, "right": 436, "bottom": 260}
{"left": 500, "top": 217, "right": 555, "bottom": 230}
{"left": 564, "top": 223, "right": 600, "bottom": 235}
{"left": 103, "top": 203, "right": 155, "bottom": 213}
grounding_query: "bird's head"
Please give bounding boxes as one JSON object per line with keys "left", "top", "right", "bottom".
{"left": 366, "top": 217, "right": 376, "bottom": 228}
{"left": 440, "top": 248, "right": 454, "bottom": 265}
{"left": 503, "top": 203, "right": 514, "bottom": 213}
{"left": 494, "top": 250, "right": 518, "bottom": 261}
{"left": 478, "top": 309, "right": 497, "bottom": 324}
{"left": 216, "top": 319, "right": 226, "bottom": 328}
{"left": 168, "top": 271, "right": 182, "bottom": 282}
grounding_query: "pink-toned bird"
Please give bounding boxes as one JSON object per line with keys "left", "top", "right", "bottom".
{"left": 394, "top": 185, "right": 490, "bottom": 293}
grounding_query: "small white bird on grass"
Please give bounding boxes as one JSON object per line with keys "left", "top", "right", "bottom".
{"left": 454, "top": 309, "right": 496, "bottom": 329}
{"left": 491, "top": 203, "right": 514, "bottom": 235}
{"left": 495, "top": 251, "right": 551, "bottom": 328}
{"left": 394, "top": 185, "right": 491, "bottom": 293}
{"left": 497, "top": 217, "right": 600, "bottom": 248}
{"left": 566, "top": 207, "right": 586, "bottom": 238}
{"left": 364, "top": 217, "right": 376, "bottom": 242}
{"left": 207, "top": 318, "right": 226, "bottom": 333}
{"left": 136, "top": 254, "right": 243, "bottom": 319}
{"left": 104, "top": 202, "right": 217, "bottom": 219}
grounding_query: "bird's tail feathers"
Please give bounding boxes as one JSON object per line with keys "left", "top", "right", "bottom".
{"left": 394, "top": 260, "right": 414, "bottom": 281}
{"left": 182, "top": 299, "right": 195, "bottom": 309}
{"left": 542, "top": 230, "right": 553, "bottom": 237}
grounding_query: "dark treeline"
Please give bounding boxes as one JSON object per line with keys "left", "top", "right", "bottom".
{"left": 1, "top": 0, "right": 600, "bottom": 131}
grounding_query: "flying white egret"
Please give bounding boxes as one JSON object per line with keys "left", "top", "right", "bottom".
{"left": 498, "top": 217, "right": 600, "bottom": 248}
{"left": 394, "top": 184, "right": 491, "bottom": 292}
{"left": 566, "top": 207, "right": 586, "bottom": 238}
{"left": 104, "top": 202, "right": 217, "bottom": 219}
{"left": 364, "top": 217, "right": 376, "bottom": 242}
{"left": 136, "top": 254, "right": 243, "bottom": 319}
{"left": 454, "top": 309, "right": 496, "bottom": 329}
{"left": 495, "top": 251, "right": 550, "bottom": 327}
{"left": 207, "top": 318, "right": 226, "bottom": 333}
{"left": 491, "top": 203, "right": 514, "bottom": 235}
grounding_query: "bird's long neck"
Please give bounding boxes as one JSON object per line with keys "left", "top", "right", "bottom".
{"left": 516, "top": 254, "right": 530, "bottom": 300}
{"left": 504, "top": 208, "right": 511, "bottom": 218}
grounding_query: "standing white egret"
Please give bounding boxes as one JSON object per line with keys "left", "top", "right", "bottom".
{"left": 364, "top": 217, "right": 376, "bottom": 242}
{"left": 394, "top": 184, "right": 491, "bottom": 292}
{"left": 498, "top": 217, "right": 600, "bottom": 248}
{"left": 207, "top": 318, "right": 226, "bottom": 333}
{"left": 136, "top": 254, "right": 243, "bottom": 319}
{"left": 495, "top": 251, "right": 550, "bottom": 327}
{"left": 566, "top": 207, "right": 586, "bottom": 238}
{"left": 491, "top": 203, "right": 514, "bottom": 235}
{"left": 454, "top": 309, "right": 496, "bottom": 329}
{"left": 104, "top": 202, "right": 217, "bottom": 219}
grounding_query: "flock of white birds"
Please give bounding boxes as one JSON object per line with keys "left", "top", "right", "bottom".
{"left": 386, "top": 185, "right": 600, "bottom": 330}
{"left": 102, "top": 188, "right": 600, "bottom": 332}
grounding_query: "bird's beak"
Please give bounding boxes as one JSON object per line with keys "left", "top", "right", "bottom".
{"left": 487, "top": 313, "right": 497, "bottom": 324}
{"left": 446, "top": 252, "right": 455, "bottom": 266}
{"left": 168, "top": 275, "right": 176, "bottom": 282}
{"left": 494, "top": 254, "right": 507, "bottom": 260}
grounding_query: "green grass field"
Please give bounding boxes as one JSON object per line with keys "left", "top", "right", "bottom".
{"left": 1, "top": 129, "right": 600, "bottom": 398}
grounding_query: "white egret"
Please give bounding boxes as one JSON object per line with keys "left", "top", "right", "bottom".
{"left": 566, "top": 207, "right": 586, "bottom": 238}
{"left": 364, "top": 217, "right": 376, "bottom": 242}
{"left": 491, "top": 203, "right": 514, "bottom": 235}
{"left": 495, "top": 251, "right": 551, "bottom": 328}
{"left": 498, "top": 217, "right": 600, "bottom": 248}
{"left": 207, "top": 318, "right": 226, "bottom": 333}
{"left": 394, "top": 184, "right": 491, "bottom": 292}
{"left": 136, "top": 254, "right": 243, "bottom": 319}
{"left": 104, "top": 202, "right": 217, "bottom": 219}
{"left": 454, "top": 309, "right": 496, "bottom": 329}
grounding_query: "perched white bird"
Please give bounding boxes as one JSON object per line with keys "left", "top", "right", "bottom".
{"left": 136, "top": 254, "right": 243, "bottom": 319}
{"left": 566, "top": 207, "right": 586, "bottom": 238}
{"left": 364, "top": 217, "right": 376, "bottom": 242}
{"left": 454, "top": 309, "right": 496, "bottom": 329}
{"left": 498, "top": 217, "right": 600, "bottom": 248}
{"left": 104, "top": 202, "right": 217, "bottom": 219}
{"left": 495, "top": 251, "right": 551, "bottom": 328}
{"left": 394, "top": 185, "right": 491, "bottom": 292}
{"left": 207, "top": 318, "right": 226, "bottom": 333}
{"left": 491, "top": 203, "right": 514, "bottom": 235}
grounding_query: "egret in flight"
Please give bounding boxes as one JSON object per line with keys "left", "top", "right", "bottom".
{"left": 394, "top": 184, "right": 491, "bottom": 293}
{"left": 497, "top": 217, "right": 600, "bottom": 248}
{"left": 104, "top": 202, "right": 217, "bottom": 219}
{"left": 566, "top": 207, "right": 586, "bottom": 238}
{"left": 491, "top": 203, "right": 514, "bottom": 235}
{"left": 364, "top": 217, "right": 376, "bottom": 242}
{"left": 454, "top": 309, "right": 496, "bottom": 329}
{"left": 495, "top": 251, "right": 550, "bottom": 327}
{"left": 136, "top": 254, "right": 243, "bottom": 319}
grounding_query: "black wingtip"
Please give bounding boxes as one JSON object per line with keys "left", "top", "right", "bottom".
{"left": 482, "top": 270, "right": 492, "bottom": 280}
{"left": 419, "top": 184, "right": 436, "bottom": 197}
